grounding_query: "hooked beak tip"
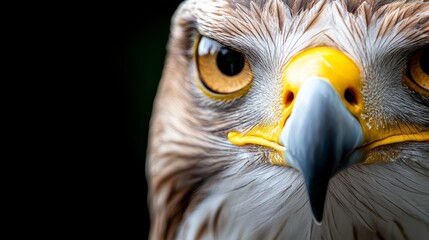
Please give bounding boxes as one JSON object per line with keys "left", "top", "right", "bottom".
{"left": 303, "top": 172, "right": 330, "bottom": 223}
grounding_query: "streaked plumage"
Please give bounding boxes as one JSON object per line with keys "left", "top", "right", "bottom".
{"left": 147, "top": 0, "right": 429, "bottom": 239}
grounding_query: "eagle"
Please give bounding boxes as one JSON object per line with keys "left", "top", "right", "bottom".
{"left": 146, "top": 0, "right": 429, "bottom": 239}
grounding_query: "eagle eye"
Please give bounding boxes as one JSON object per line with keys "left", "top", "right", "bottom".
{"left": 195, "top": 36, "right": 253, "bottom": 96}
{"left": 406, "top": 46, "right": 429, "bottom": 92}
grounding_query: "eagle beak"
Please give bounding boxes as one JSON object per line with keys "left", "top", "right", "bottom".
{"left": 279, "top": 47, "right": 363, "bottom": 222}
{"left": 280, "top": 79, "right": 363, "bottom": 222}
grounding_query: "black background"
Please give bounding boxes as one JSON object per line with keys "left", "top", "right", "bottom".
{"left": 16, "top": 1, "right": 183, "bottom": 238}
{"left": 68, "top": 1, "right": 183, "bottom": 239}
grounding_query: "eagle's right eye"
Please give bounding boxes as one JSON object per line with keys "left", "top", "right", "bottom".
{"left": 405, "top": 46, "right": 428, "bottom": 93}
{"left": 195, "top": 36, "right": 253, "bottom": 97}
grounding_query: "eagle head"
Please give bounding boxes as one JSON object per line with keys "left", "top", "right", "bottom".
{"left": 147, "top": 0, "right": 429, "bottom": 239}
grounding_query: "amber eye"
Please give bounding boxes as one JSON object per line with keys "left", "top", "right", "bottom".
{"left": 196, "top": 36, "right": 253, "bottom": 95}
{"left": 406, "top": 47, "right": 429, "bottom": 92}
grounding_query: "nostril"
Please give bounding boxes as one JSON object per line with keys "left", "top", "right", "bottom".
{"left": 344, "top": 88, "right": 357, "bottom": 105}
{"left": 284, "top": 91, "right": 294, "bottom": 106}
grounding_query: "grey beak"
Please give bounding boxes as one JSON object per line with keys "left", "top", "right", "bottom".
{"left": 280, "top": 79, "right": 363, "bottom": 222}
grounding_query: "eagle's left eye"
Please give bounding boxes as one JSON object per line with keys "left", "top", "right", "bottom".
{"left": 405, "top": 46, "right": 429, "bottom": 92}
{"left": 195, "top": 36, "right": 253, "bottom": 96}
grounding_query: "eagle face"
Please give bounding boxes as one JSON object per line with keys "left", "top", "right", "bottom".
{"left": 147, "top": 0, "right": 429, "bottom": 239}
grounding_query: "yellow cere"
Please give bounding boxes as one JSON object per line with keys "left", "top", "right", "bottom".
{"left": 282, "top": 47, "right": 362, "bottom": 116}
{"left": 282, "top": 47, "right": 381, "bottom": 144}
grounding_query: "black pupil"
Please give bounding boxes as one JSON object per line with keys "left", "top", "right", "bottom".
{"left": 216, "top": 47, "right": 245, "bottom": 76}
{"left": 420, "top": 47, "right": 429, "bottom": 75}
